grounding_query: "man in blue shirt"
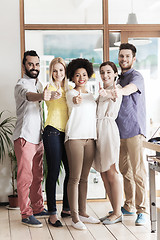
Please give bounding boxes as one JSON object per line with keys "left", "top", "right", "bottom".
{"left": 112, "top": 43, "right": 147, "bottom": 226}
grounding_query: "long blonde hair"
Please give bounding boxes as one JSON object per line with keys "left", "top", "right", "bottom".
{"left": 49, "top": 57, "right": 69, "bottom": 92}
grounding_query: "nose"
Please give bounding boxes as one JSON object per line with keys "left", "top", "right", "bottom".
{"left": 32, "top": 64, "right": 36, "bottom": 69}
{"left": 79, "top": 75, "right": 84, "bottom": 80}
{"left": 123, "top": 56, "right": 127, "bottom": 61}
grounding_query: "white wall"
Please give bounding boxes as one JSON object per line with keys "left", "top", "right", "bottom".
{"left": 0, "top": 0, "right": 21, "bottom": 202}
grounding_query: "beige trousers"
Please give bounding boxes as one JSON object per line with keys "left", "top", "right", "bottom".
{"left": 119, "top": 134, "right": 148, "bottom": 214}
{"left": 65, "top": 139, "right": 95, "bottom": 221}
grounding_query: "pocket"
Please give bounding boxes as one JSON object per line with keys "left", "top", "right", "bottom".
{"left": 44, "top": 127, "right": 60, "bottom": 137}
{"left": 20, "top": 138, "right": 27, "bottom": 147}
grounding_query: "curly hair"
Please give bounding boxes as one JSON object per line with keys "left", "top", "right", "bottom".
{"left": 67, "top": 58, "right": 94, "bottom": 81}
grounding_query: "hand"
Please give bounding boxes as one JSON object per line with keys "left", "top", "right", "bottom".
{"left": 51, "top": 82, "right": 62, "bottom": 100}
{"left": 111, "top": 82, "right": 121, "bottom": 99}
{"left": 43, "top": 84, "right": 52, "bottom": 101}
{"left": 73, "top": 90, "right": 82, "bottom": 104}
{"left": 98, "top": 82, "right": 108, "bottom": 97}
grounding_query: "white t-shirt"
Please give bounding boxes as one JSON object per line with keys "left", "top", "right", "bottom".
{"left": 65, "top": 89, "right": 97, "bottom": 142}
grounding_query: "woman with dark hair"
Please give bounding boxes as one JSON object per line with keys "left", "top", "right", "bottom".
{"left": 65, "top": 58, "right": 100, "bottom": 230}
{"left": 93, "top": 61, "right": 123, "bottom": 225}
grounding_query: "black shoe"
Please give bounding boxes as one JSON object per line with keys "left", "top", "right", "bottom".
{"left": 61, "top": 212, "right": 71, "bottom": 218}
{"left": 48, "top": 218, "right": 63, "bottom": 227}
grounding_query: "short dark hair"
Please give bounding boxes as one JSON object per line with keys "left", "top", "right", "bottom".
{"left": 119, "top": 43, "right": 137, "bottom": 57}
{"left": 67, "top": 58, "right": 94, "bottom": 81}
{"left": 22, "top": 50, "right": 39, "bottom": 65}
{"left": 100, "top": 61, "right": 118, "bottom": 74}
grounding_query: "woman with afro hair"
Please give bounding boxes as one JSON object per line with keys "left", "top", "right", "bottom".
{"left": 64, "top": 58, "right": 100, "bottom": 230}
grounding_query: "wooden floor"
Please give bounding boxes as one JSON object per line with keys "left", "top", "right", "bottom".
{"left": 0, "top": 200, "right": 158, "bottom": 240}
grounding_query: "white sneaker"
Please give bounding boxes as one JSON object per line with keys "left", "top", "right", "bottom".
{"left": 79, "top": 215, "right": 100, "bottom": 224}
{"left": 71, "top": 221, "right": 87, "bottom": 230}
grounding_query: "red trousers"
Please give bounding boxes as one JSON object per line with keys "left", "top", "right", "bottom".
{"left": 14, "top": 138, "right": 44, "bottom": 219}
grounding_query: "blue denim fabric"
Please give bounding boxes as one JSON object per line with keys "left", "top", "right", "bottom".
{"left": 43, "top": 125, "right": 70, "bottom": 214}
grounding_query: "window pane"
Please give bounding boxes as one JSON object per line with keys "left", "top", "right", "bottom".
{"left": 25, "top": 30, "right": 103, "bottom": 95}
{"left": 25, "top": 29, "right": 105, "bottom": 199}
{"left": 109, "top": 0, "right": 160, "bottom": 24}
{"left": 24, "top": 0, "right": 102, "bottom": 24}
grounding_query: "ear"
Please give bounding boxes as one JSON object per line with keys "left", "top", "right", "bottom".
{"left": 133, "top": 56, "right": 136, "bottom": 63}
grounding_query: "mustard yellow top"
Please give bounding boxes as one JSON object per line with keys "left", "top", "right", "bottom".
{"left": 44, "top": 84, "right": 72, "bottom": 132}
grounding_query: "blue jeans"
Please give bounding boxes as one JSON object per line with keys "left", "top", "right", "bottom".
{"left": 43, "top": 125, "right": 70, "bottom": 215}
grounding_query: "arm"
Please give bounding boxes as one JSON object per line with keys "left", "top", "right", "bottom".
{"left": 26, "top": 86, "right": 52, "bottom": 102}
{"left": 26, "top": 92, "right": 43, "bottom": 101}
{"left": 120, "top": 83, "right": 138, "bottom": 96}
{"left": 112, "top": 83, "right": 138, "bottom": 98}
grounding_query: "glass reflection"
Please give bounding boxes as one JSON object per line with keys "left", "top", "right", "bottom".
{"left": 24, "top": 0, "right": 102, "bottom": 24}
{"left": 109, "top": 0, "right": 160, "bottom": 24}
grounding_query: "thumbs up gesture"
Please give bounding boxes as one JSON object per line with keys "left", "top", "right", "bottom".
{"left": 43, "top": 84, "right": 52, "bottom": 101}
{"left": 98, "top": 82, "right": 108, "bottom": 97}
{"left": 111, "top": 82, "right": 121, "bottom": 100}
{"left": 51, "top": 82, "right": 62, "bottom": 100}
{"left": 73, "top": 89, "right": 82, "bottom": 104}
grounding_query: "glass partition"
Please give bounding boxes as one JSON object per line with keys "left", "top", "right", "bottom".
{"left": 25, "top": 30, "right": 103, "bottom": 95}
{"left": 109, "top": 0, "right": 160, "bottom": 24}
{"left": 24, "top": 0, "right": 102, "bottom": 24}
{"left": 25, "top": 29, "right": 105, "bottom": 199}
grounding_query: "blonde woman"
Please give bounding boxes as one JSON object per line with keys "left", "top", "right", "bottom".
{"left": 43, "top": 57, "right": 71, "bottom": 227}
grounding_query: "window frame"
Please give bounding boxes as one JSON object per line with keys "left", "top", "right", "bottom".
{"left": 20, "top": 0, "right": 160, "bottom": 67}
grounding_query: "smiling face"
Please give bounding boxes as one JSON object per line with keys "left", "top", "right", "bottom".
{"left": 118, "top": 49, "right": 136, "bottom": 73}
{"left": 24, "top": 56, "right": 40, "bottom": 79}
{"left": 72, "top": 68, "right": 89, "bottom": 90}
{"left": 52, "top": 63, "right": 65, "bottom": 85}
{"left": 100, "top": 64, "right": 117, "bottom": 88}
